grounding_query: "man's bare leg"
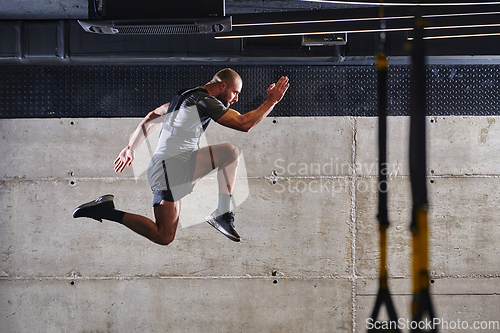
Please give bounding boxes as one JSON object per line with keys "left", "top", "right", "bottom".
{"left": 193, "top": 143, "right": 241, "bottom": 241}
{"left": 74, "top": 143, "right": 240, "bottom": 243}
{"left": 120, "top": 200, "right": 180, "bottom": 246}
{"left": 193, "top": 143, "right": 239, "bottom": 195}
{"left": 111, "top": 143, "right": 238, "bottom": 245}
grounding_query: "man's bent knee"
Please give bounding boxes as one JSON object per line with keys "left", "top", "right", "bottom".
{"left": 222, "top": 143, "right": 240, "bottom": 163}
{"left": 152, "top": 201, "right": 180, "bottom": 246}
{"left": 155, "top": 234, "right": 175, "bottom": 246}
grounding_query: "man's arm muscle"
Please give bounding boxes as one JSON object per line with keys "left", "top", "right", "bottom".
{"left": 217, "top": 76, "right": 289, "bottom": 132}
{"left": 128, "top": 103, "right": 169, "bottom": 151}
{"left": 114, "top": 103, "right": 169, "bottom": 172}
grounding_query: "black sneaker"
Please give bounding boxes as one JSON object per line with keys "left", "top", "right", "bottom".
{"left": 72, "top": 195, "right": 115, "bottom": 222}
{"left": 205, "top": 211, "right": 240, "bottom": 242}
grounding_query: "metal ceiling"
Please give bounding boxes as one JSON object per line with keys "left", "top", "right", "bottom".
{"left": 1, "top": 1, "right": 500, "bottom": 63}
{"left": 0, "top": 0, "right": 352, "bottom": 19}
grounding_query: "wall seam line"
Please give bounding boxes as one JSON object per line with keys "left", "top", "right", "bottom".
{"left": 350, "top": 116, "right": 358, "bottom": 333}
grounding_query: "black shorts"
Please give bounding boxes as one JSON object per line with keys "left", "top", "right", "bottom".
{"left": 147, "top": 151, "right": 198, "bottom": 206}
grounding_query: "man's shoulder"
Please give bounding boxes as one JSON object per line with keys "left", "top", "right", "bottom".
{"left": 192, "top": 88, "right": 223, "bottom": 107}
{"left": 177, "top": 86, "right": 207, "bottom": 97}
{"left": 186, "top": 87, "right": 219, "bottom": 104}
{"left": 192, "top": 86, "right": 213, "bottom": 99}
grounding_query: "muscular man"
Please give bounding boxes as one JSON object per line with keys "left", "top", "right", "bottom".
{"left": 73, "top": 68, "right": 289, "bottom": 245}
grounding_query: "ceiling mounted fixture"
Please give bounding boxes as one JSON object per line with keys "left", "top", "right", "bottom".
{"left": 298, "top": 0, "right": 500, "bottom": 6}
{"left": 217, "top": 5, "right": 500, "bottom": 41}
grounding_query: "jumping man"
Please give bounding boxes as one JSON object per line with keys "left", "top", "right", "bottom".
{"left": 73, "top": 68, "right": 289, "bottom": 245}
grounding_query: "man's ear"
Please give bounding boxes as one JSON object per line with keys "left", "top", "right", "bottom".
{"left": 219, "top": 81, "right": 226, "bottom": 91}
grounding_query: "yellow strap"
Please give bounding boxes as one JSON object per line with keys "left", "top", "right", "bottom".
{"left": 412, "top": 205, "right": 430, "bottom": 294}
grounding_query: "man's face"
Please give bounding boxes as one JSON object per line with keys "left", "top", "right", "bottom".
{"left": 216, "top": 79, "right": 242, "bottom": 108}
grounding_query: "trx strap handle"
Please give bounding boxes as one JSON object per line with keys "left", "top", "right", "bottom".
{"left": 409, "top": 9, "right": 437, "bottom": 333}
{"left": 368, "top": 4, "right": 402, "bottom": 332}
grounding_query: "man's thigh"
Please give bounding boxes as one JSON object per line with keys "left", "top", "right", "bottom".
{"left": 192, "top": 144, "right": 234, "bottom": 183}
{"left": 153, "top": 199, "right": 181, "bottom": 238}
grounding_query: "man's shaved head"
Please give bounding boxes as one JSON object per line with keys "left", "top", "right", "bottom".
{"left": 210, "top": 68, "right": 242, "bottom": 86}
{"left": 205, "top": 68, "right": 243, "bottom": 107}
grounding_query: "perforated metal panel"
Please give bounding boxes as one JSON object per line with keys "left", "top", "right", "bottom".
{"left": 1, "top": 64, "right": 500, "bottom": 118}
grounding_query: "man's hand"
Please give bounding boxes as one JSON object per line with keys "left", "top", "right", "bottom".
{"left": 267, "top": 76, "right": 289, "bottom": 104}
{"left": 114, "top": 146, "right": 135, "bottom": 173}
{"left": 217, "top": 76, "right": 290, "bottom": 132}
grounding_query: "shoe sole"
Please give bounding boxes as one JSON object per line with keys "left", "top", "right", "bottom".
{"left": 72, "top": 194, "right": 114, "bottom": 222}
{"left": 205, "top": 215, "right": 240, "bottom": 242}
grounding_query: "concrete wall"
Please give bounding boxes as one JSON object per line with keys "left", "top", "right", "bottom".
{"left": 1, "top": 116, "right": 500, "bottom": 332}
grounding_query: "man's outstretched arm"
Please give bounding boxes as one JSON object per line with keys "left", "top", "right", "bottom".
{"left": 114, "top": 103, "right": 169, "bottom": 172}
{"left": 217, "top": 76, "right": 289, "bottom": 132}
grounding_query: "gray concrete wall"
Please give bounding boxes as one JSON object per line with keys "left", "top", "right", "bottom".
{"left": 1, "top": 116, "right": 500, "bottom": 332}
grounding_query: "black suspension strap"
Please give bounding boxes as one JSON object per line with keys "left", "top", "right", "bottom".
{"left": 409, "top": 8, "right": 438, "bottom": 333}
{"left": 368, "top": 3, "right": 402, "bottom": 332}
